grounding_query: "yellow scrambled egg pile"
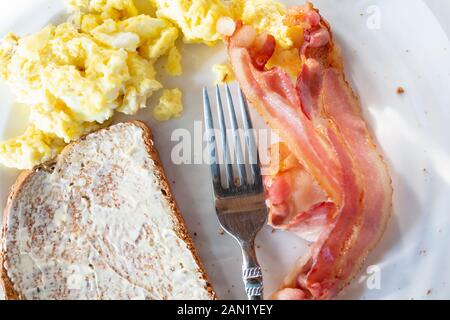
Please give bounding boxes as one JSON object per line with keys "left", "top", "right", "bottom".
{"left": 154, "top": 0, "right": 303, "bottom": 79}
{"left": 0, "top": 0, "right": 303, "bottom": 169}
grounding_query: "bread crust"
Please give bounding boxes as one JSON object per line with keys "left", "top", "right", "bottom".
{"left": 0, "top": 121, "right": 215, "bottom": 300}
{"left": 1, "top": 170, "right": 33, "bottom": 300}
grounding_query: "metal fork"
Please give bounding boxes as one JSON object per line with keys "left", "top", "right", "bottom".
{"left": 203, "top": 84, "right": 268, "bottom": 300}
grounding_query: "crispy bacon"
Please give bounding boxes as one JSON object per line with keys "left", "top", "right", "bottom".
{"left": 220, "top": 2, "right": 392, "bottom": 299}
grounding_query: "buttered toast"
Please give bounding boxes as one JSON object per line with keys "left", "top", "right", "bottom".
{"left": 0, "top": 122, "right": 214, "bottom": 300}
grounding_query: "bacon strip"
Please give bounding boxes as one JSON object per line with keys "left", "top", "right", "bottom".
{"left": 220, "top": 2, "right": 392, "bottom": 299}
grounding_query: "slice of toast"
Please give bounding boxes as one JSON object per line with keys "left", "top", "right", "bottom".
{"left": 0, "top": 121, "right": 215, "bottom": 300}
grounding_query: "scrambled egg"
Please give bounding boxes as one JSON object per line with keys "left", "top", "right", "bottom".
{"left": 0, "top": 0, "right": 304, "bottom": 169}
{"left": 233, "top": 0, "right": 303, "bottom": 76}
{"left": 153, "top": 89, "right": 183, "bottom": 122}
{"left": 152, "top": 0, "right": 229, "bottom": 46}
{"left": 213, "top": 64, "right": 235, "bottom": 84}
{"left": 267, "top": 47, "right": 302, "bottom": 77}
{"left": 165, "top": 47, "right": 183, "bottom": 76}
{"left": 232, "top": 0, "right": 300, "bottom": 49}
{"left": 0, "top": 21, "right": 165, "bottom": 140}
{"left": 0, "top": 1, "right": 180, "bottom": 169}
{"left": 67, "top": 0, "right": 140, "bottom": 20}
{"left": 153, "top": 0, "right": 303, "bottom": 76}
{"left": 0, "top": 126, "right": 66, "bottom": 170}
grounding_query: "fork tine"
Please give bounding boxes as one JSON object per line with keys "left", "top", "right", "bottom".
{"left": 225, "top": 84, "right": 247, "bottom": 186}
{"left": 203, "top": 87, "right": 222, "bottom": 191}
{"left": 238, "top": 88, "right": 262, "bottom": 188}
{"left": 216, "top": 85, "right": 235, "bottom": 188}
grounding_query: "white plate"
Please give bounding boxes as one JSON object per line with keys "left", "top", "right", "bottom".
{"left": 1, "top": 0, "right": 450, "bottom": 300}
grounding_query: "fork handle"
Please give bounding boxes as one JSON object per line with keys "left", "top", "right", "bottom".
{"left": 240, "top": 240, "right": 264, "bottom": 300}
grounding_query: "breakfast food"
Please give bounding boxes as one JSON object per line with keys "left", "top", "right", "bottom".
{"left": 0, "top": 122, "right": 215, "bottom": 300}
{"left": 0, "top": 0, "right": 302, "bottom": 170}
{"left": 153, "top": 88, "right": 183, "bottom": 121}
{"left": 0, "top": 0, "right": 394, "bottom": 301}
{"left": 155, "top": 0, "right": 303, "bottom": 77}
{"left": 151, "top": 0, "right": 229, "bottom": 45}
{"left": 0, "top": 126, "right": 66, "bottom": 170}
{"left": 221, "top": 3, "right": 393, "bottom": 299}
{"left": 0, "top": 0, "right": 183, "bottom": 169}
{"left": 213, "top": 63, "right": 235, "bottom": 84}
